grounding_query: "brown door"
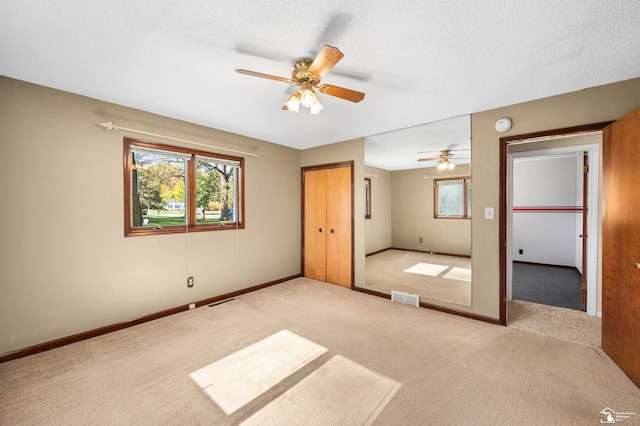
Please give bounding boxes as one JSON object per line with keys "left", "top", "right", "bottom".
{"left": 303, "top": 169, "right": 327, "bottom": 281}
{"left": 602, "top": 107, "right": 640, "bottom": 387}
{"left": 325, "top": 166, "right": 352, "bottom": 287}
{"left": 303, "top": 164, "right": 353, "bottom": 288}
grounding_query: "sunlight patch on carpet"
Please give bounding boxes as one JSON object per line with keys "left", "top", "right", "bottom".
{"left": 443, "top": 267, "right": 471, "bottom": 282}
{"left": 189, "top": 330, "right": 327, "bottom": 415}
{"left": 241, "top": 355, "right": 401, "bottom": 426}
{"left": 404, "top": 262, "right": 448, "bottom": 276}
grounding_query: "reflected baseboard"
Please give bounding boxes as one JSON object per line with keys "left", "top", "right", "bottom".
{"left": 366, "top": 247, "right": 393, "bottom": 257}
{"left": 353, "top": 285, "right": 500, "bottom": 325}
{"left": 366, "top": 247, "right": 470, "bottom": 258}
{"left": 392, "top": 247, "right": 471, "bottom": 258}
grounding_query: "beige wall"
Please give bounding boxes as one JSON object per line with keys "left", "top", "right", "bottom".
{"left": 469, "top": 77, "right": 640, "bottom": 320}
{"left": 391, "top": 164, "right": 472, "bottom": 256}
{"left": 0, "top": 77, "right": 302, "bottom": 354}
{"left": 364, "top": 167, "right": 392, "bottom": 254}
{"left": 300, "top": 139, "right": 366, "bottom": 287}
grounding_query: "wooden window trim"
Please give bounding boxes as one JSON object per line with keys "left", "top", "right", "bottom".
{"left": 365, "top": 177, "right": 372, "bottom": 219}
{"left": 124, "top": 138, "right": 245, "bottom": 237}
{"left": 433, "top": 176, "right": 471, "bottom": 219}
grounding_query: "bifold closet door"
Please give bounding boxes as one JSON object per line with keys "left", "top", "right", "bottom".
{"left": 325, "top": 166, "right": 351, "bottom": 287}
{"left": 304, "top": 169, "right": 327, "bottom": 281}
{"left": 303, "top": 165, "right": 352, "bottom": 288}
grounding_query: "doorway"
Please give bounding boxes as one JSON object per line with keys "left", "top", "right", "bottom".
{"left": 501, "top": 129, "right": 605, "bottom": 348}
{"left": 498, "top": 122, "right": 613, "bottom": 327}
{"left": 508, "top": 148, "right": 595, "bottom": 313}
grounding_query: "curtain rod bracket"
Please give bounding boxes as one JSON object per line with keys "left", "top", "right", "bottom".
{"left": 97, "top": 121, "right": 119, "bottom": 131}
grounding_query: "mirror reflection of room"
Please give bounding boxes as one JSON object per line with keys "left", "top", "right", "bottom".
{"left": 364, "top": 115, "right": 471, "bottom": 306}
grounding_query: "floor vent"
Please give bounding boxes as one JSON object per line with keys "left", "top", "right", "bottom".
{"left": 391, "top": 291, "right": 419, "bottom": 307}
{"left": 208, "top": 298, "right": 235, "bottom": 307}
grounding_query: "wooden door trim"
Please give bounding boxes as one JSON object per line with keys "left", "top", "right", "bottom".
{"left": 302, "top": 161, "right": 355, "bottom": 172}
{"left": 499, "top": 122, "right": 612, "bottom": 325}
{"left": 301, "top": 161, "right": 355, "bottom": 288}
{"left": 581, "top": 151, "right": 589, "bottom": 311}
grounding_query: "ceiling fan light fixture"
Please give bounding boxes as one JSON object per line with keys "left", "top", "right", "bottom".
{"left": 309, "top": 97, "right": 324, "bottom": 115}
{"left": 300, "top": 88, "right": 317, "bottom": 108}
{"left": 437, "top": 157, "right": 456, "bottom": 170}
{"left": 283, "top": 91, "right": 301, "bottom": 113}
{"left": 237, "top": 45, "right": 365, "bottom": 115}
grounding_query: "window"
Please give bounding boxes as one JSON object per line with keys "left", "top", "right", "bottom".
{"left": 364, "top": 178, "right": 372, "bottom": 219}
{"left": 434, "top": 177, "right": 471, "bottom": 219}
{"left": 124, "top": 138, "right": 244, "bottom": 236}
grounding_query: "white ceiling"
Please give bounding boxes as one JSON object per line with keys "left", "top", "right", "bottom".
{"left": 2, "top": 1, "right": 639, "bottom": 170}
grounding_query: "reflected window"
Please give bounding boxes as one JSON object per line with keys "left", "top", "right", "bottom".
{"left": 365, "top": 178, "right": 371, "bottom": 219}
{"left": 434, "top": 177, "right": 471, "bottom": 219}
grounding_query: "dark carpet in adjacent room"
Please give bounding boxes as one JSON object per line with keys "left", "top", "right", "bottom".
{"left": 512, "top": 262, "right": 582, "bottom": 311}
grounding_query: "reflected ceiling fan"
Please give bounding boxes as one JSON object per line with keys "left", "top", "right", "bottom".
{"left": 236, "top": 45, "right": 365, "bottom": 114}
{"left": 418, "top": 149, "right": 470, "bottom": 170}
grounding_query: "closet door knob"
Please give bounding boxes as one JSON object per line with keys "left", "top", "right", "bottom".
{"left": 319, "top": 228, "right": 323, "bottom": 233}
{"left": 330, "top": 229, "right": 335, "bottom": 233}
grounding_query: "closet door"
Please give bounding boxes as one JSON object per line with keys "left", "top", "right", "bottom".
{"left": 303, "top": 164, "right": 352, "bottom": 288}
{"left": 325, "top": 166, "right": 352, "bottom": 287}
{"left": 304, "top": 169, "right": 327, "bottom": 281}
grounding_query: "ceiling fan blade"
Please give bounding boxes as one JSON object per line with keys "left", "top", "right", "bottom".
{"left": 318, "top": 84, "right": 365, "bottom": 103}
{"left": 308, "top": 45, "right": 344, "bottom": 77}
{"left": 417, "top": 157, "right": 440, "bottom": 162}
{"left": 235, "top": 69, "right": 291, "bottom": 83}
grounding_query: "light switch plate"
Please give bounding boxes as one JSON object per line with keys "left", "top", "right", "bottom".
{"left": 485, "top": 207, "right": 495, "bottom": 219}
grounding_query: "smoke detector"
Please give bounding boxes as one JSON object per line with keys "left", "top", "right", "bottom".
{"left": 495, "top": 117, "right": 512, "bottom": 132}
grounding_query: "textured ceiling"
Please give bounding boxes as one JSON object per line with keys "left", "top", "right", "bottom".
{"left": 1, "top": 1, "right": 639, "bottom": 170}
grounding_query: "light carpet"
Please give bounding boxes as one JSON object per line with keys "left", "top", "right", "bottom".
{"left": 508, "top": 299, "right": 602, "bottom": 347}
{"left": 189, "top": 329, "right": 327, "bottom": 415}
{"left": 365, "top": 249, "right": 471, "bottom": 306}
{"left": 1, "top": 278, "right": 638, "bottom": 425}
{"left": 242, "top": 355, "right": 401, "bottom": 426}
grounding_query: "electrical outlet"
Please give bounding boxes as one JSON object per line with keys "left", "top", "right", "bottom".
{"left": 419, "top": 237, "right": 423, "bottom": 243}
{"left": 189, "top": 303, "right": 196, "bottom": 310}
{"left": 187, "top": 276, "right": 194, "bottom": 288}
{"left": 518, "top": 249, "right": 523, "bottom": 255}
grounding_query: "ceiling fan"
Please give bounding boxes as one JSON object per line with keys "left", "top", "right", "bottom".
{"left": 418, "top": 149, "right": 471, "bottom": 170}
{"left": 235, "top": 45, "right": 365, "bottom": 114}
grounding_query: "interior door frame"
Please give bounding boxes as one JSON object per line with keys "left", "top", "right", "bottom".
{"left": 499, "top": 122, "right": 612, "bottom": 325}
{"left": 301, "top": 161, "right": 355, "bottom": 288}
{"left": 581, "top": 151, "right": 589, "bottom": 311}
